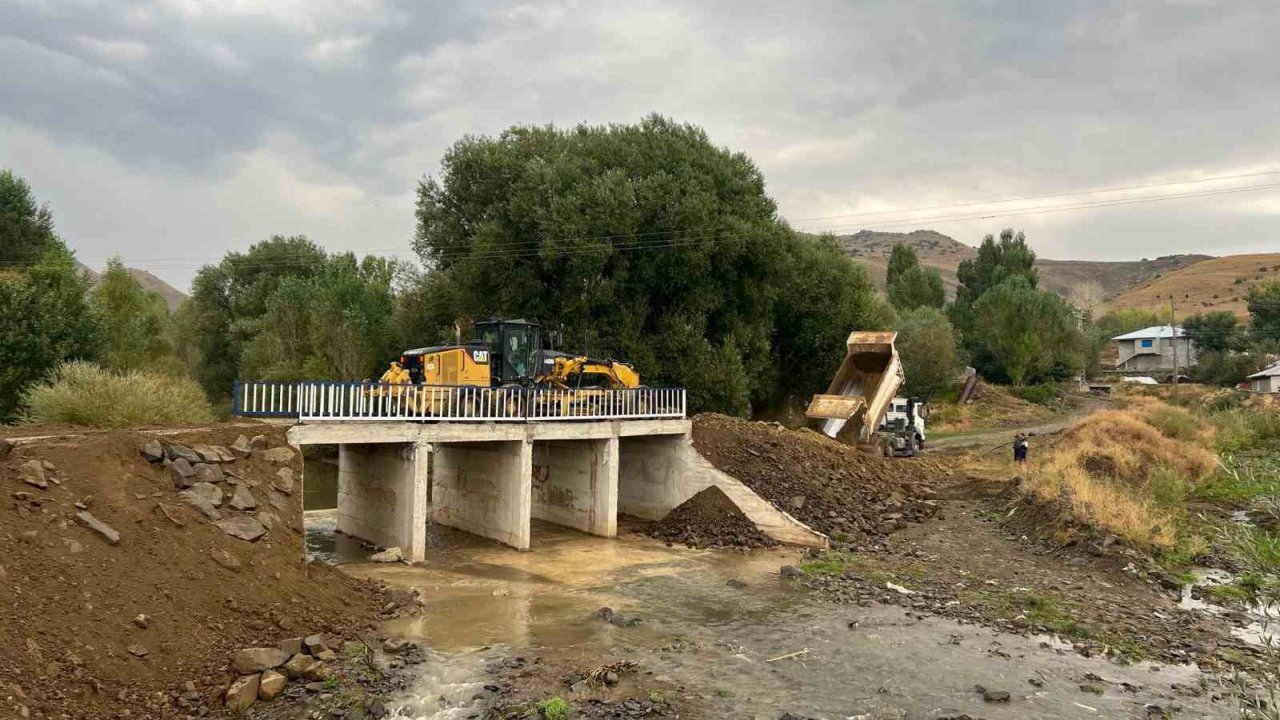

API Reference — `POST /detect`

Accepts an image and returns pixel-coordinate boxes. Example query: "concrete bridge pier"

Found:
[336,441,429,562]
[431,440,533,550]
[531,437,619,539]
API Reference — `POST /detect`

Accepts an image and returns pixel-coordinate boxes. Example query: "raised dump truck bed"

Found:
[804,331,904,444]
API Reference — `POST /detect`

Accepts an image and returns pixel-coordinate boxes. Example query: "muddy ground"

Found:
[798,473,1265,672]
[0,424,386,720]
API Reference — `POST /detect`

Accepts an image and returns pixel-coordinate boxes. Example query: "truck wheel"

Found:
[907,435,919,457]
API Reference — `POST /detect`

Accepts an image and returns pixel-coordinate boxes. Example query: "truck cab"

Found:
[878,396,926,457]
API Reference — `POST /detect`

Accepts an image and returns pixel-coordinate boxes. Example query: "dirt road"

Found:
[926,394,1112,454]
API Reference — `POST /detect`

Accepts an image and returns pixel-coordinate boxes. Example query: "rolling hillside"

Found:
[76,262,188,310]
[1106,253,1280,319]
[835,229,1210,301]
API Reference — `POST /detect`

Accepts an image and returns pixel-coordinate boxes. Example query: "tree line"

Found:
[4,116,1277,424]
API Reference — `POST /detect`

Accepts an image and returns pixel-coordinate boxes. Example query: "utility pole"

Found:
[1165,295,1180,403]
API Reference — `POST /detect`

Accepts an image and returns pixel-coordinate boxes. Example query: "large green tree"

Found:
[412,115,890,414]
[971,276,1083,385]
[1182,310,1239,354]
[0,171,100,421]
[241,254,401,381]
[93,258,175,372]
[951,228,1038,336]
[1,169,59,264]
[1247,280,1280,344]
[885,242,946,311]
[187,235,327,395]
[894,307,959,400]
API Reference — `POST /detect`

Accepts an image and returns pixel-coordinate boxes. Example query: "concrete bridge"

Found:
[237,381,827,560]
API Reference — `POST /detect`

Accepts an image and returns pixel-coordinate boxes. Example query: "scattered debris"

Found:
[74,511,121,545]
[370,546,404,563]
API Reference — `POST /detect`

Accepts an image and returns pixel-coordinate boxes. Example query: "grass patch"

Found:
[1220,524,1280,575]
[648,690,666,705]
[799,552,854,576]
[23,361,214,428]
[1196,456,1280,503]
[535,697,569,720]
[1012,382,1061,407]
[1200,582,1255,607]
[1143,404,1202,442]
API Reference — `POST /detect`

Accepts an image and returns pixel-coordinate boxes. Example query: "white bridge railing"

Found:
[232,381,686,422]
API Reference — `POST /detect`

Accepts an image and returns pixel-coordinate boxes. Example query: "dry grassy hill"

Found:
[1106,253,1280,319]
[834,229,1209,301]
[77,262,188,310]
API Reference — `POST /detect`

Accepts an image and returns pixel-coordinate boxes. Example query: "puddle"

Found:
[313,521,1232,719]
[1179,567,1280,646]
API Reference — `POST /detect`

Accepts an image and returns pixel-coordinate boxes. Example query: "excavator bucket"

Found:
[806,331,904,444]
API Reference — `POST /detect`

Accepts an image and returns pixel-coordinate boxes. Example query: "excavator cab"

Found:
[474,319,543,386]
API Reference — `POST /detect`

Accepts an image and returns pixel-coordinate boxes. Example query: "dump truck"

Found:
[805,330,905,445]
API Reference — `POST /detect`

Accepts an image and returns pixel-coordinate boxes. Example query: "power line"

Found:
[4,173,1279,271]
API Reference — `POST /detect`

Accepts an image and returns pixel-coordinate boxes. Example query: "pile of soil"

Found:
[0,423,384,720]
[691,414,948,543]
[647,486,776,549]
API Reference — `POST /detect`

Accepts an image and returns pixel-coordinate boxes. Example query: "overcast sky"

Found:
[2,0,1277,290]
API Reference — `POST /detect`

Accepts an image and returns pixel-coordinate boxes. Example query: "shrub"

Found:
[23,361,214,428]
[537,697,569,720]
[1013,382,1060,407]
[1142,405,1202,442]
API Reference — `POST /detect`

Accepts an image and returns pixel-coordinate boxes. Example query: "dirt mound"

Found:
[647,486,776,549]
[691,414,948,543]
[0,424,383,720]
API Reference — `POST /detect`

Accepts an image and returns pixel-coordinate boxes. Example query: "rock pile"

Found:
[225,633,341,712]
[646,486,777,549]
[691,414,946,545]
[139,435,285,542]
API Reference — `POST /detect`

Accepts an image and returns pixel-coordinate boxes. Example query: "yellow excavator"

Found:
[371,318,641,416]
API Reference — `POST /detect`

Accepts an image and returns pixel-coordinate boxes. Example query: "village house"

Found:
[1112,325,1198,373]
[1247,360,1280,394]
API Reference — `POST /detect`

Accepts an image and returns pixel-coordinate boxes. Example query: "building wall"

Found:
[1251,376,1280,394]
[1115,337,1197,372]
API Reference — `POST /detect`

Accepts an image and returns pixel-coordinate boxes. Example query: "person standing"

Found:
[1013,432,1028,464]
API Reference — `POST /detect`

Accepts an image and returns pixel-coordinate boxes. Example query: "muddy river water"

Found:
[306,516,1232,719]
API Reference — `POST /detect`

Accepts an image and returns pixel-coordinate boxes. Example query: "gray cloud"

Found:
[1,0,1277,290]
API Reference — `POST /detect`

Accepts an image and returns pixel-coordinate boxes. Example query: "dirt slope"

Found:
[0,424,382,719]
[835,229,1208,301]
[1107,252,1280,319]
[690,414,949,544]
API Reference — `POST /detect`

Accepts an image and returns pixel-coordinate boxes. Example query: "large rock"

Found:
[258,669,287,701]
[233,647,289,674]
[261,446,294,464]
[19,461,48,489]
[249,435,268,451]
[165,444,202,465]
[168,459,197,489]
[0,438,11,458]
[231,435,253,458]
[228,484,256,511]
[75,511,121,545]
[271,467,294,495]
[225,673,260,713]
[193,463,225,485]
[191,444,223,463]
[281,653,316,679]
[216,515,267,542]
[177,490,222,521]
[187,482,223,508]
[278,637,304,656]
[370,547,403,563]
[139,440,164,463]
[303,634,329,655]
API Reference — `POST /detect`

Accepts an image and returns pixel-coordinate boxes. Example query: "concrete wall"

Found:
[531,438,617,537]
[337,442,428,561]
[432,440,532,550]
[617,435,827,548]
[1115,337,1198,372]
